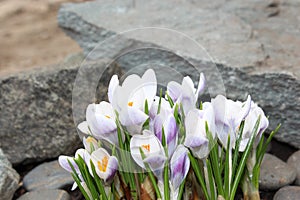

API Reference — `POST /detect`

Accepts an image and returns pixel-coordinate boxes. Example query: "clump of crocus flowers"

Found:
[59,69,280,200]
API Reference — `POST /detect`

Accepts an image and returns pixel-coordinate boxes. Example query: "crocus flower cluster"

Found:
[59,69,279,200]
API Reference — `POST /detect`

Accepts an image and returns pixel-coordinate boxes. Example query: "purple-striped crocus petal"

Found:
[108,75,119,104]
[143,155,167,181]
[211,95,227,124]
[170,145,190,191]
[130,133,165,169]
[165,114,178,155]
[167,81,182,102]
[119,106,148,127]
[104,156,118,182]
[195,73,206,99]
[58,155,79,173]
[184,135,208,148]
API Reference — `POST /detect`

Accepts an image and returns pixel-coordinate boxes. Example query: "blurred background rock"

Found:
[0,0,83,76]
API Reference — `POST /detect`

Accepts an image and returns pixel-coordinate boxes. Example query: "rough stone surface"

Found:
[287,150,300,185]
[260,153,296,190]
[23,160,73,191]
[0,58,122,165]
[273,186,300,200]
[0,148,20,200]
[57,0,300,148]
[17,189,71,200]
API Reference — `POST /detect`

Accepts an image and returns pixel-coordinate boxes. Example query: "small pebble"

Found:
[273,186,300,200]
[23,160,73,191]
[17,189,71,200]
[287,150,300,185]
[259,153,296,190]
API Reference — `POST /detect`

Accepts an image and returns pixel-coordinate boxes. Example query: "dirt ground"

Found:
[0,0,84,77]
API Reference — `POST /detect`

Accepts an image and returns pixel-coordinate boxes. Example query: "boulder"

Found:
[260,153,296,190]
[0,149,20,200]
[287,150,300,185]
[23,160,73,191]
[0,59,122,165]
[57,0,300,148]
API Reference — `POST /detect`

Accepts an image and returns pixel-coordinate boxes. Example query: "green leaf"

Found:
[224,134,231,198]
[177,178,185,200]
[157,88,163,114]
[139,147,162,199]
[164,162,170,200]
[188,152,209,200]
[90,160,108,200]
[166,92,174,107]
[206,159,216,200]
[232,121,245,180]
[229,116,261,200]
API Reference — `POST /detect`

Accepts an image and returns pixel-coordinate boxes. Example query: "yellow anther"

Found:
[97,156,109,172]
[128,102,133,107]
[142,144,150,152]
[86,136,96,143]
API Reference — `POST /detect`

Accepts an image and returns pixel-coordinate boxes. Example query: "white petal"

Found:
[77,121,90,135]
[108,75,119,104]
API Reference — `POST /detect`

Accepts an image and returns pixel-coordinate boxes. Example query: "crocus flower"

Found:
[170,145,190,199]
[58,148,91,190]
[78,101,119,145]
[149,96,173,120]
[167,72,205,115]
[109,69,157,134]
[184,103,215,159]
[83,136,99,153]
[90,148,118,182]
[152,111,178,156]
[239,101,269,152]
[130,130,167,177]
[211,95,251,149]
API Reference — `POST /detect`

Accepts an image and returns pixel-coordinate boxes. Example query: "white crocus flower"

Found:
[90,148,118,182]
[83,136,99,153]
[109,69,157,135]
[78,101,119,145]
[211,95,251,149]
[130,130,166,179]
[184,103,215,159]
[167,72,205,115]
[239,101,269,152]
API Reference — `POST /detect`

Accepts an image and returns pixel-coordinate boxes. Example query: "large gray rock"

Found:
[57,0,300,148]
[287,150,300,185]
[23,160,73,191]
[0,59,122,165]
[0,149,20,200]
[260,154,296,190]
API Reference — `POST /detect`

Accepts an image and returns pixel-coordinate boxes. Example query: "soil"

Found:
[0,0,83,77]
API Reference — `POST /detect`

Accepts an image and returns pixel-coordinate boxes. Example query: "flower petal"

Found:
[108,75,119,104]
[170,145,190,190]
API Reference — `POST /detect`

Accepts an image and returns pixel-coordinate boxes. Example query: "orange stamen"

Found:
[105,115,111,119]
[142,144,150,152]
[128,101,133,107]
[97,156,109,172]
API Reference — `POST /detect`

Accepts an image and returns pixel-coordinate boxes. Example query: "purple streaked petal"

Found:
[170,145,190,190]
[167,81,182,102]
[58,155,78,173]
[119,106,148,126]
[105,156,118,182]
[184,135,208,148]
